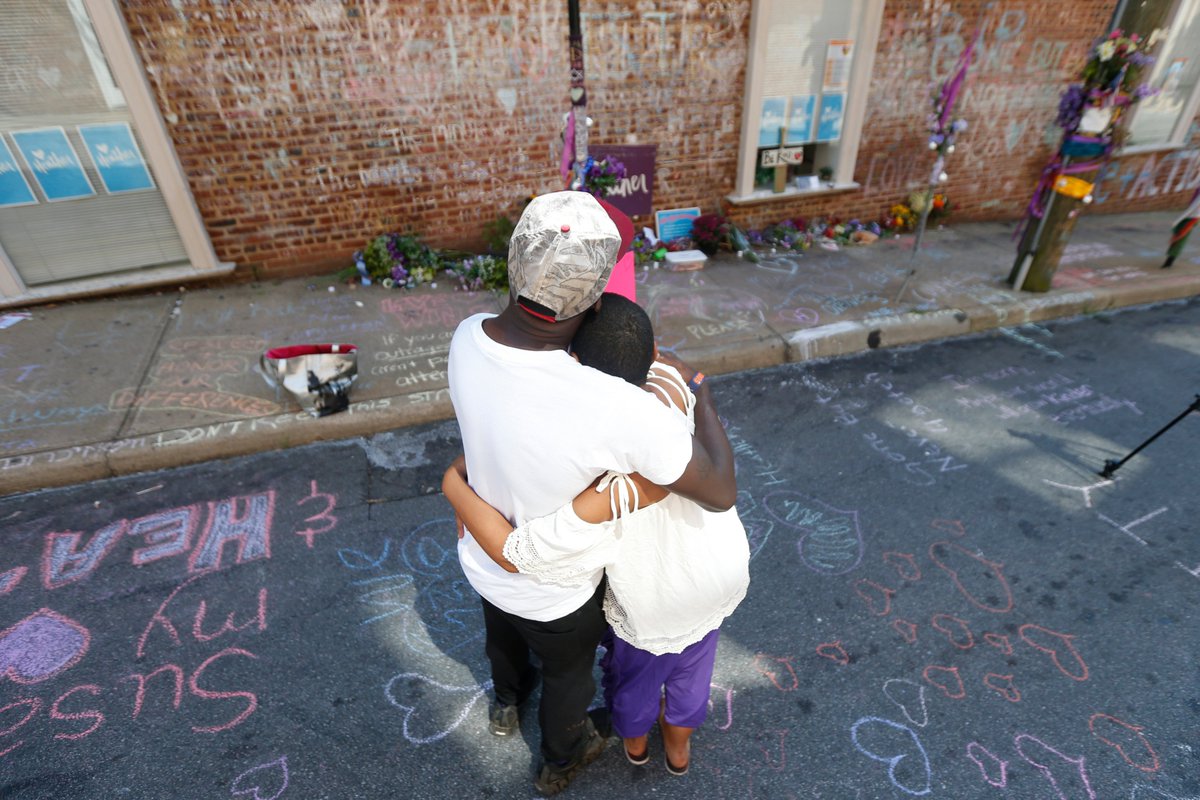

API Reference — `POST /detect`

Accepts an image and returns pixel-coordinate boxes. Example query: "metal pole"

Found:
[567,0,588,189]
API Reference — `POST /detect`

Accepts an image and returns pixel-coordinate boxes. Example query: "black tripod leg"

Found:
[1099,395,1200,477]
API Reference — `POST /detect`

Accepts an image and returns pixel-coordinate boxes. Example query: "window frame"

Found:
[0,0,230,306]
[1119,0,1200,155]
[728,0,885,205]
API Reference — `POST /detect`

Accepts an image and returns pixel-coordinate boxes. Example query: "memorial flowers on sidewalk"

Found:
[444,255,508,293]
[690,213,731,256]
[356,233,444,288]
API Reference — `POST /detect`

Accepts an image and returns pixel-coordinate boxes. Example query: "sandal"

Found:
[665,741,690,776]
[624,743,650,766]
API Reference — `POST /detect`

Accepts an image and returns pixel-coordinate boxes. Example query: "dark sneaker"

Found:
[533,726,607,796]
[489,703,519,737]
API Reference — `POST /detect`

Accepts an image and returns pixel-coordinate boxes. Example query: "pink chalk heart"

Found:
[0,608,91,684]
[231,756,289,800]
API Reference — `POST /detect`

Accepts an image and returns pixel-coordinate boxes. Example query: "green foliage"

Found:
[360,232,443,286]
[483,215,516,256]
[445,255,508,292]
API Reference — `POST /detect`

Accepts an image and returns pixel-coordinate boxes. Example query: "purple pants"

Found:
[600,627,720,737]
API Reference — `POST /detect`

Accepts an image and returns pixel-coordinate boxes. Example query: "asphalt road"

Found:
[3,298,1199,800]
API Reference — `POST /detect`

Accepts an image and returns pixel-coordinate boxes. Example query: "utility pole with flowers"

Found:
[1010,7,1170,292]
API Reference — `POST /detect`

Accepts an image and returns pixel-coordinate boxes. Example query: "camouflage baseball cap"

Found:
[508,191,620,322]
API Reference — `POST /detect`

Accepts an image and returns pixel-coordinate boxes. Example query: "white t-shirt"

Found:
[447,313,693,621]
[500,366,749,654]
[503,483,750,655]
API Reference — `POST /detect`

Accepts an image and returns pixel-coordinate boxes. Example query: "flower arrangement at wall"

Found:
[345,228,508,293]
[444,255,508,292]
[631,231,667,267]
[888,204,919,232]
[356,233,444,288]
[690,213,731,256]
[579,155,627,198]
[631,206,928,264]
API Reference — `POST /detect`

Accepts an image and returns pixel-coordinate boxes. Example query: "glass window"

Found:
[1125,0,1200,149]
[732,0,883,201]
[0,0,187,286]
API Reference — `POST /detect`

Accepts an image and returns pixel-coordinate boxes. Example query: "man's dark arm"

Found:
[656,355,737,512]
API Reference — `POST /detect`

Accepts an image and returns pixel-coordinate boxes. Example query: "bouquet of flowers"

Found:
[690,213,731,255]
[631,232,666,267]
[445,255,507,292]
[357,232,443,288]
[1057,28,1161,144]
[580,156,627,198]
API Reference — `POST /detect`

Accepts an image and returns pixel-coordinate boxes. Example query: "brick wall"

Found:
[120,1,1199,280]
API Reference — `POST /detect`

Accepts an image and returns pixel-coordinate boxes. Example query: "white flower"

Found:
[1148,28,1165,48]
[1098,41,1117,62]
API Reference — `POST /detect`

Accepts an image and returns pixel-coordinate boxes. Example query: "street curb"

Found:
[0,398,457,496]
[4,269,1199,497]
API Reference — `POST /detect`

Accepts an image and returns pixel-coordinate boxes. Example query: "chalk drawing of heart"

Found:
[0,608,91,684]
[883,679,929,728]
[96,143,109,153]
[31,150,45,160]
[569,87,584,103]
[850,716,932,796]
[495,87,517,114]
[231,755,289,800]
[384,673,492,745]
[763,491,864,575]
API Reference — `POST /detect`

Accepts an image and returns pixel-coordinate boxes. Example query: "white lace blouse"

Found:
[501,364,750,655]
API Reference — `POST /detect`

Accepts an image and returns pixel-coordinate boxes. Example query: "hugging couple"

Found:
[443,191,750,795]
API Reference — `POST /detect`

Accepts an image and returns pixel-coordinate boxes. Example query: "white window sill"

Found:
[726,181,862,206]
[1116,142,1187,157]
[0,260,236,309]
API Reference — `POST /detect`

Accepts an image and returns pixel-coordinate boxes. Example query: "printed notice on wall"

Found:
[79,123,156,194]
[823,40,854,92]
[10,127,96,202]
[0,137,37,208]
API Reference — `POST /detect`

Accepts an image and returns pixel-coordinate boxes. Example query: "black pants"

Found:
[480,580,606,763]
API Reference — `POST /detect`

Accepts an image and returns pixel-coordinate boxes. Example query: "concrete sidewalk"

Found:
[2,210,1198,497]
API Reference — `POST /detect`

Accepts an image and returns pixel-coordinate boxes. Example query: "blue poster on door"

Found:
[0,137,37,208]
[10,127,95,201]
[78,123,156,194]
[817,94,845,142]
[786,95,816,145]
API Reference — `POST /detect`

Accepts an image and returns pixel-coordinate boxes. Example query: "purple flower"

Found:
[1057,84,1086,131]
